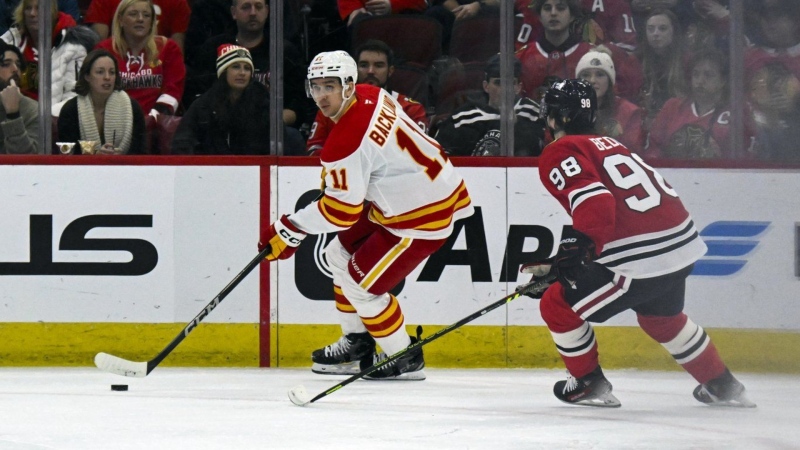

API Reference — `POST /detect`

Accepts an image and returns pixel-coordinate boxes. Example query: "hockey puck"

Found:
[111,384,128,391]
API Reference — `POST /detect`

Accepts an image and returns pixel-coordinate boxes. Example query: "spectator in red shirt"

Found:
[744,0,800,162]
[85,0,191,53]
[647,49,756,159]
[516,0,593,101]
[95,0,185,120]
[515,0,542,50]
[576,46,644,152]
[580,0,638,51]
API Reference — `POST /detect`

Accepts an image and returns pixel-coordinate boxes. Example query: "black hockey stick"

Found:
[288,273,557,406]
[94,245,272,378]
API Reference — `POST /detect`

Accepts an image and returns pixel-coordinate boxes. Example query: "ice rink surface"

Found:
[0,367,796,450]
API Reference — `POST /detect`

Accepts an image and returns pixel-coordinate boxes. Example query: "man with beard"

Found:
[305,39,428,154]
[184,0,307,128]
[0,41,39,154]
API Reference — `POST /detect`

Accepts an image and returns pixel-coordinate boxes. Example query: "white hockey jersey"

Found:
[289,84,474,240]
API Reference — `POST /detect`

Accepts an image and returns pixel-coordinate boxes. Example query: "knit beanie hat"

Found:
[216,44,253,78]
[575,49,616,85]
[485,53,521,80]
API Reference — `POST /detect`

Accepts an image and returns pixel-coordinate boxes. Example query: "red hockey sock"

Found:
[637,313,726,384]
[540,287,599,378]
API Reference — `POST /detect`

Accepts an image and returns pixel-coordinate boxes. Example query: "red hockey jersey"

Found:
[646,97,756,159]
[581,0,638,50]
[517,40,593,99]
[539,134,706,278]
[96,37,186,114]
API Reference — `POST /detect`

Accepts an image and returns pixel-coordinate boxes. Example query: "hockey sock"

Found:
[541,289,599,378]
[334,284,368,334]
[637,313,726,384]
[359,294,410,355]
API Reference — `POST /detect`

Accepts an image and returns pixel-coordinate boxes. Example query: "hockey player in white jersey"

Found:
[262,51,474,379]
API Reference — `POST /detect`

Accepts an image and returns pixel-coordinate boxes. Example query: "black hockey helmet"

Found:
[541,78,597,134]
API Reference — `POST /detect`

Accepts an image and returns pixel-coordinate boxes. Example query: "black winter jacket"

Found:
[171,79,271,155]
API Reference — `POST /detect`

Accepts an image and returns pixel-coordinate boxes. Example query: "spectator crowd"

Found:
[0,0,798,163]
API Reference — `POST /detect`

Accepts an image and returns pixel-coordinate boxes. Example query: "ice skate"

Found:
[693,369,756,408]
[553,366,621,408]
[362,335,426,381]
[311,332,376,375]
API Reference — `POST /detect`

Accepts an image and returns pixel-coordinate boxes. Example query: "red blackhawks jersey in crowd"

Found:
[582,0,637,51]
[515,0,541,51]
[306,89,428,154]
[96,37,186,114]
[516,37,593,98]
[290,84,473,240]
[85,0,191,37]
[646,97,757,159]
[515,0,637,51]
[539,134,706,278]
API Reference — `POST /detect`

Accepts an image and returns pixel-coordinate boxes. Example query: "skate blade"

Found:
[311,362,361,375]
[562,392,622,408]
[365,369,426,381]
[707,393,757,409]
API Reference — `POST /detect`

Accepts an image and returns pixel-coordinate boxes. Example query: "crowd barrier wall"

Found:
[0,156,797,373]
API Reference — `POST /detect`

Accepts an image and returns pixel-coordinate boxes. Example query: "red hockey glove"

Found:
[554,227,596,289]
[517,258,554,299]
[262,215,306,261]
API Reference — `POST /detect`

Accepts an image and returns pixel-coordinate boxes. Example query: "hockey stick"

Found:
[288,273,557,406]
[94,245,272,378]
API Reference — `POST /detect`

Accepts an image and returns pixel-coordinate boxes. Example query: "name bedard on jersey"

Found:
[540,135,707,279]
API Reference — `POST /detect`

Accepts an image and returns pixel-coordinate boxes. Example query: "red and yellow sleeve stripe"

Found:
[317,194,363,228]
[369,181,471,232]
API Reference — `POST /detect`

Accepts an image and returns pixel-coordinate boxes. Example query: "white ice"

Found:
[0,367,796,450]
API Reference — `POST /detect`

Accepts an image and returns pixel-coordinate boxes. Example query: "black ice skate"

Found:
[311,332,376,375]
[363,331,426,381]
[553,366,621,408]
[693,368,756,408]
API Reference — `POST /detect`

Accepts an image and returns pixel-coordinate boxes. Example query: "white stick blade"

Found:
[94,352,148,378]
[288,385,312,406]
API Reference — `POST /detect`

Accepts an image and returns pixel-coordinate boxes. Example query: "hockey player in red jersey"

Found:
[523,79,755,408]
[262,51,474,380]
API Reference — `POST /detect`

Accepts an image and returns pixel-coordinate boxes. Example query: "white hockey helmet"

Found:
[306,51,357,99]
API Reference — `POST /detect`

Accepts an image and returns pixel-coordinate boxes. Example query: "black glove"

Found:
[554,227,596,289]
[516,258,554,299]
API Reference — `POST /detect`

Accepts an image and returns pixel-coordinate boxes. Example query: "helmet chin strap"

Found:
[331,83,355,120]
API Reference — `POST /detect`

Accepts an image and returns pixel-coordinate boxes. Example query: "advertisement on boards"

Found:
[275,166,800,330]
[0,165,261,324]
